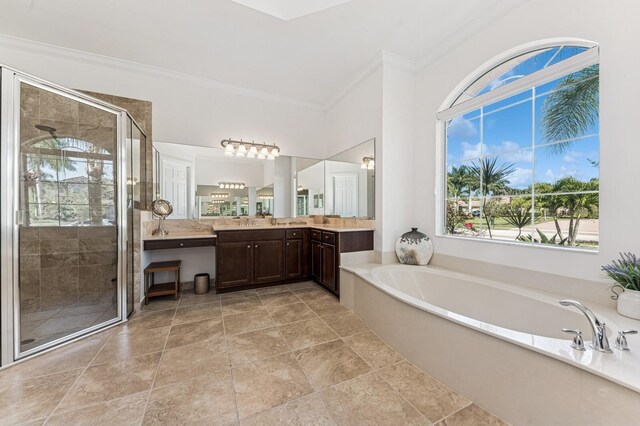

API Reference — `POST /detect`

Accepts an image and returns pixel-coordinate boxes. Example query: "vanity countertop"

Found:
[142,224,373,241]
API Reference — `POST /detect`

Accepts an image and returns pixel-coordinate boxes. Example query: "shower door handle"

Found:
[15,210,25,225]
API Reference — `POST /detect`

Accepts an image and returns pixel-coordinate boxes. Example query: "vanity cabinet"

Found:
[285,230,305,279]
[216,227,372,294]
[216,229,285,289]
[216,229,308,291]
[310,230,373,296]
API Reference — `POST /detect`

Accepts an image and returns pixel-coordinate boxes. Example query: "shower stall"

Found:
[0,65,145,366]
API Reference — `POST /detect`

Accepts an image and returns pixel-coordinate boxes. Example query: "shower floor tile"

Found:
[5,282,510,425]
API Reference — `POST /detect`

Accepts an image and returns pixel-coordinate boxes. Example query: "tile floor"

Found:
[0,281,509,425]
[20,303,117,352]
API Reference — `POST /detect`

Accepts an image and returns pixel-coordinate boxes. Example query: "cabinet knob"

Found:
[247,245,251,248]
[179,243,184,247]
[286,242,290,246]
[255,244,258,248]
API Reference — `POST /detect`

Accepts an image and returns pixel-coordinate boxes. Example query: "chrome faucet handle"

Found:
[614,330,638,351]
[562,328,586,351]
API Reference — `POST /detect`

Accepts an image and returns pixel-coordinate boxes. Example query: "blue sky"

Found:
[446,46,599,193]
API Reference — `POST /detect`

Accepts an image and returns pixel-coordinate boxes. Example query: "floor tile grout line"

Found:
[42,326,115,424]
[431,401,475,425]
[223,295,242,425]
[138,299,179,426]
[376,368,434,423]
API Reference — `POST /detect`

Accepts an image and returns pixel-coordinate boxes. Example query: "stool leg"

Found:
[144,272,149,305]
[174,269,179,300]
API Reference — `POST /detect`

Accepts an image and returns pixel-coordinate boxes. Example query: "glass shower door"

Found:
[16,79,121,355]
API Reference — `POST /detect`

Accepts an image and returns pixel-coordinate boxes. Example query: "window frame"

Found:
[435,39,600,252]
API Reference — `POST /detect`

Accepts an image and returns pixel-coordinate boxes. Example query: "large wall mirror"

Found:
[152,137,374,219]
[324,138,375,219]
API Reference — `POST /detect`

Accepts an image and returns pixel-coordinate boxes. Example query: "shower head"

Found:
[35,124,57,134]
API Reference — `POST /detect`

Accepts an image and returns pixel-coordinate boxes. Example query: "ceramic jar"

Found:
[395,227,433,265]
[617,289,640,320]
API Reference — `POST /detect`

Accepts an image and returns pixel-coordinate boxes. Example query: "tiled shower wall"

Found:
[19,226,117,314]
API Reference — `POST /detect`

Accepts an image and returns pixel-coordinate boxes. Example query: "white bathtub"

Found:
[342,263,640,425]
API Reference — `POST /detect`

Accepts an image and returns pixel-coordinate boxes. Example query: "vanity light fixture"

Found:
[209,200,225,205]
[210,192,229,198]
[219,182,245,190]
[361,156,375,170]
[221,139,280,160]
[297,185,304,192]
[258,193,274,199]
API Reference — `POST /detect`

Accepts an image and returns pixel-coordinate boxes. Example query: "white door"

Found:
[333,173,358,217]
[162,160,189,219]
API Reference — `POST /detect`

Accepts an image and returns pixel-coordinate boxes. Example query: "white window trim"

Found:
[437,46,599,121]
[434,40,600,246]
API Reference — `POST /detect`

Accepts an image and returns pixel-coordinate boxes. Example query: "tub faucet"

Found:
[559,299,612,353]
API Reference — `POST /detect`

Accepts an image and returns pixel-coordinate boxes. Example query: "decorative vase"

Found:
[395,227,433,265]
[617,289,640,320]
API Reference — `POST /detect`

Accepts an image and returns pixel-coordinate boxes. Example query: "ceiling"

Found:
[0,0,527,107]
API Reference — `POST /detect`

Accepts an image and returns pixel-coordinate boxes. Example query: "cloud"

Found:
[461,142,486,160]
[563,154,576,163]
[507,167,533,189]
[459,140,531,163]
[545,169,554,181]
[447,117,478,139]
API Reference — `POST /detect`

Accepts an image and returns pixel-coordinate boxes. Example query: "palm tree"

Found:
[447,165,474,212]
[552,177,599,246]
[504,207,532,240]
[470,157,515,238]
[541,64,599,153]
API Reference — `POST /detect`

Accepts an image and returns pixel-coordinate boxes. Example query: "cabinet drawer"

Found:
[311,229,322,241]
[144,237,216,251]
[286,229,303,239]
[322,231,336,245]
[217,229,284,243]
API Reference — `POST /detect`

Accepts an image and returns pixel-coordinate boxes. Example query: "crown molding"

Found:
[324,50,417,110]
[381,51,417,74]
[323,52,384,111]
[0,33,325,111]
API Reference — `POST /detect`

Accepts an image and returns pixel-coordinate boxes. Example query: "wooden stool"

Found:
[144,260,181,304]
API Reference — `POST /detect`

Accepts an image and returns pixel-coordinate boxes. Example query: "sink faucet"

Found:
[559,299,612,353]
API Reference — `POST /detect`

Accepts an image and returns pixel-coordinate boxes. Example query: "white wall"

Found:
[413,0,640,283]
[380,63,416,254]
[324,67,383,159]
[0,35,326,159]
[298,161,325,215]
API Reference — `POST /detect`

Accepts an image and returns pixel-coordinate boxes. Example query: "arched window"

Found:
[438,41,599,250]
[22,136,115,226]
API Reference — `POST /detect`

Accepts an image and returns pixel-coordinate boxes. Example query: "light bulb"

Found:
[240,184,245,189]
[237,144,247,155]
[247,152,255,159]
[257,153,265,160]
[271,147,279,158]
[267,153,275,160]
[361,162,367,169]
[369,159,375,169]
[260,146,269,156]
[225,143,235,153]
[249,146,258,156]
[224,150,234,158]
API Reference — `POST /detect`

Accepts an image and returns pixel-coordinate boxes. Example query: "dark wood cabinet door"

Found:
[253,240,285,283]
[322,243,336,291]
[217,242,252,288]
[311,240,322,282]
[285,239,303,279]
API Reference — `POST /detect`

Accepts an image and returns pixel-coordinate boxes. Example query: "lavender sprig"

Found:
[602,252,640,292]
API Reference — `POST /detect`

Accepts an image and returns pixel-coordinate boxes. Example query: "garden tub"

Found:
[342,263,640,424]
